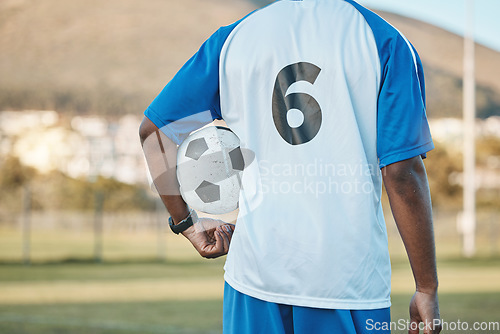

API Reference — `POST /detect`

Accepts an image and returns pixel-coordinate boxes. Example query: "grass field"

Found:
[0,259,499,334]
[1,220,500,334]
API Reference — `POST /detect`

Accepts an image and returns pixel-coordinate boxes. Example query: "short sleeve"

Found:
[145,23,239,145]
[377,35,434,168]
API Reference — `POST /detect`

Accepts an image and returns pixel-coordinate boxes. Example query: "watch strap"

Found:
[169,210,196,234]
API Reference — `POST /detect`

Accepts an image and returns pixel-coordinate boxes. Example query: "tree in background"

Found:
[0,156,155,216]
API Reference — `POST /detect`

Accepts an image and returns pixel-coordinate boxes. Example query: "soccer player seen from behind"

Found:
[139,0,441,333]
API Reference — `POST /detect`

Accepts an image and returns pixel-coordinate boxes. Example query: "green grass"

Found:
[0,261,225,334]
[0,260,499,334]
[1,222,500,333]
[0,227,203,263]
[1,293,499,334]
[1,294,499,334]
[0,300,223,334]
[0,261,225,282]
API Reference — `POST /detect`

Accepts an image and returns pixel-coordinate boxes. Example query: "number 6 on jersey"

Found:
[272,62,322,146]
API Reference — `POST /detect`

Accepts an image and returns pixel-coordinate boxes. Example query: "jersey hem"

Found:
[224,275,392,310]
[379,141,434,168]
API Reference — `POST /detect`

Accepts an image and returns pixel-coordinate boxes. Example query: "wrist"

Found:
[181,210,198,237]
[416,282,439,295]
[169,209,198,235]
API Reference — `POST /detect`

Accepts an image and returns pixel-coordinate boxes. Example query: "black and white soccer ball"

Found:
[177,126,245,215]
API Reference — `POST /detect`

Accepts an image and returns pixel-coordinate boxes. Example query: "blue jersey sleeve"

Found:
[145,22,240,145]
[376,34,434,168]
[344,0,434,168]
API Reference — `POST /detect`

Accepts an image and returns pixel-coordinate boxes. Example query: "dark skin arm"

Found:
[382,156,441,334]
[139,116,234,258]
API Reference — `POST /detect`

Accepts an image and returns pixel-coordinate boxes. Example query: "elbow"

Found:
[382,156,428,190]
[139,117,158,145]
[383,156,433,214]
[383,156,425,180]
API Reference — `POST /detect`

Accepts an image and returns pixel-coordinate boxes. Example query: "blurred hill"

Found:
[0,0,256,115]
[0,0,499,118]
[375,10,500,119]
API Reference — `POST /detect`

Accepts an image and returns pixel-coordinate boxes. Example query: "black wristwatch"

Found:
[168,210,196,234]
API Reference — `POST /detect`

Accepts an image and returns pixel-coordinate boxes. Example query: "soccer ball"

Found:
[177,126,244,214]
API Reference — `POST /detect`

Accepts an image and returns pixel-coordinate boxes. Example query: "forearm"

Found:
[139,116,189,223]
[383,156,438,293]
[139,116,234,257]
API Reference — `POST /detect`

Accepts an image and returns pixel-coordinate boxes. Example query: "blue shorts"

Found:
[223,282,390,334]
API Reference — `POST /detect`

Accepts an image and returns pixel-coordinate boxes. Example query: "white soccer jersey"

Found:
[146,0,433,309]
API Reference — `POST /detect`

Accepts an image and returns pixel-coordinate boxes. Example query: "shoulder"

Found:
[342,1,413,57]
[343,0,399,37]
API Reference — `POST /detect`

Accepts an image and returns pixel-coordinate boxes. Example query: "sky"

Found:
[356,0,500,52]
